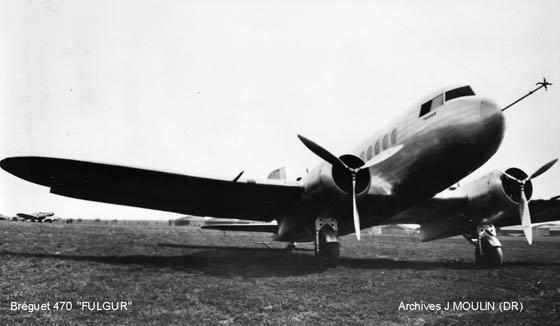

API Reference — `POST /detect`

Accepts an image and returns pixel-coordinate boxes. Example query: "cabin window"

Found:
[366,146,373,160]
[391,129,398,144]
[382,134,389,150]
[374,140,380,154]
[445,86,475,101]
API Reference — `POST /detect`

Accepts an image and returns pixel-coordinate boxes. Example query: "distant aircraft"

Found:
[2,80,558,268]
[16,212,56,223]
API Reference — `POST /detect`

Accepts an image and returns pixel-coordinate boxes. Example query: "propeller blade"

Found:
[359,145,404,171]
[529,158,558,180]
[519,189,533,245]
[497,169,524,183]
[297,135,349,170]
[352,175,361,241]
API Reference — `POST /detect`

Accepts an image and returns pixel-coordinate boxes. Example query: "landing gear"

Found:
[285,242,297,252]
[314,218,340,267]
[466,224,503,268]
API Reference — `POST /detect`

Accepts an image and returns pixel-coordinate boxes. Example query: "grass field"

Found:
[1,221,559,325]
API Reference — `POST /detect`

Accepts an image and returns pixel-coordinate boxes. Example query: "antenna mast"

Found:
[502,77,552,112]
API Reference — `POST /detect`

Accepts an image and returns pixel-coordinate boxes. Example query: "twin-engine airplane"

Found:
[2,80,558,268]
[15,211,56,222]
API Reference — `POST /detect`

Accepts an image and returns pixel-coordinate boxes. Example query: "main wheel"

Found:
[475,245,485,266]
[321,242,340,267]
[317,227,340,267]
[475,238,503,268]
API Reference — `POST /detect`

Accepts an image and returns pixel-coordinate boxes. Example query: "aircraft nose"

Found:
[480,99,505,135]
[477,99,505,152]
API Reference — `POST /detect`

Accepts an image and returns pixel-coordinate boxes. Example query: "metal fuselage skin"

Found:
[276,87,505,242]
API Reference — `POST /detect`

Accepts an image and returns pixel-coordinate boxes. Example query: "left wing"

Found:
[1,156,303,221]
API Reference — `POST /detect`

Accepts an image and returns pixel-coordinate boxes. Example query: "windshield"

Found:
[445,86,475,101]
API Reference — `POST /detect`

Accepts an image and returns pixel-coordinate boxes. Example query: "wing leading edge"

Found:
[0,156,303,222]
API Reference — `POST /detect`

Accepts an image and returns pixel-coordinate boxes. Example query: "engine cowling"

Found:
[462,167,532,222]
[303,154,371,200]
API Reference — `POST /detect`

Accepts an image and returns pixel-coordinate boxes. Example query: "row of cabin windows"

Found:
[360,129,398,161]
[419,86,475,117]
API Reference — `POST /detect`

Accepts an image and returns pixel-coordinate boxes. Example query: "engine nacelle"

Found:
[303,154,371,201]
[461,167,532,222]
[421,167,531,241]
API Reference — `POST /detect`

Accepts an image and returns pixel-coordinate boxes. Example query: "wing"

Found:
[389,195,560,241]
[201,223,279,233]
[16,213,36,220]
[385,195,471,241]
[500,199,560,227]
[1,156,303,221]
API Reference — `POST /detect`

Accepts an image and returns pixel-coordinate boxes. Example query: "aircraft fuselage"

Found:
[276,86,505,241]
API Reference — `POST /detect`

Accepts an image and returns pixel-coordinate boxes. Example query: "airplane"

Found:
[1,79,558,268]
[15,212,56,222]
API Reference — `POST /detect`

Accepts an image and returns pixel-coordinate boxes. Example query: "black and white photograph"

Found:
[1,0,559,325]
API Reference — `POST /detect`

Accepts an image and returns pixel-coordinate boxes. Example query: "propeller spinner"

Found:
[297,135,403,240]
[499,158,558,244]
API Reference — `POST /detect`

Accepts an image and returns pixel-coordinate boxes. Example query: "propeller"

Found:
[499,158,558,245]
[298,135,403,240]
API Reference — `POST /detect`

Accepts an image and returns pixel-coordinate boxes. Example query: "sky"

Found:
[1,0,559,220]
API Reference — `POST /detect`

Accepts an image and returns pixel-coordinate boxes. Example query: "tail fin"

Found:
[267,167,287,180]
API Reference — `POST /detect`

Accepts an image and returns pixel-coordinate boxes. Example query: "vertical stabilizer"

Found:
[267,167,287,180]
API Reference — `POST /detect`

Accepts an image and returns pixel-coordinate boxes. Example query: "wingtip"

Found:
[0,156,51,186]
[0,157,12,171]
[0,157,27,173]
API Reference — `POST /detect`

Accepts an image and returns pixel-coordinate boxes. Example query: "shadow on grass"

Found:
[3,246,557,277]
[0,248,323,278]
[340,257,560,270]
[157,243,315,252]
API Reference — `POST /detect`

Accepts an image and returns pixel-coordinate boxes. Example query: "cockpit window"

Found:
[431,94,443,109]
[445,86,475,101]
[420,101,431,117]
[419,94,444,117]
[419,86,475,118]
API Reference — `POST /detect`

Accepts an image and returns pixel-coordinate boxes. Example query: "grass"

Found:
[0,221,559,325]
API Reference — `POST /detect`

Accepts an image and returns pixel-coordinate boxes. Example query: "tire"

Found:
[476,238,503,268]
[485,246,503,268]
[475,246,485,266]
[321,242,340,267]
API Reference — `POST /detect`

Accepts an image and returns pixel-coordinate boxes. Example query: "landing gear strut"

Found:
[465,224,503,268]
[314,218,340,267]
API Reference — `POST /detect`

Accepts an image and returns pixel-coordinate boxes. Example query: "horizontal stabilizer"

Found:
[201,223,278,233]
